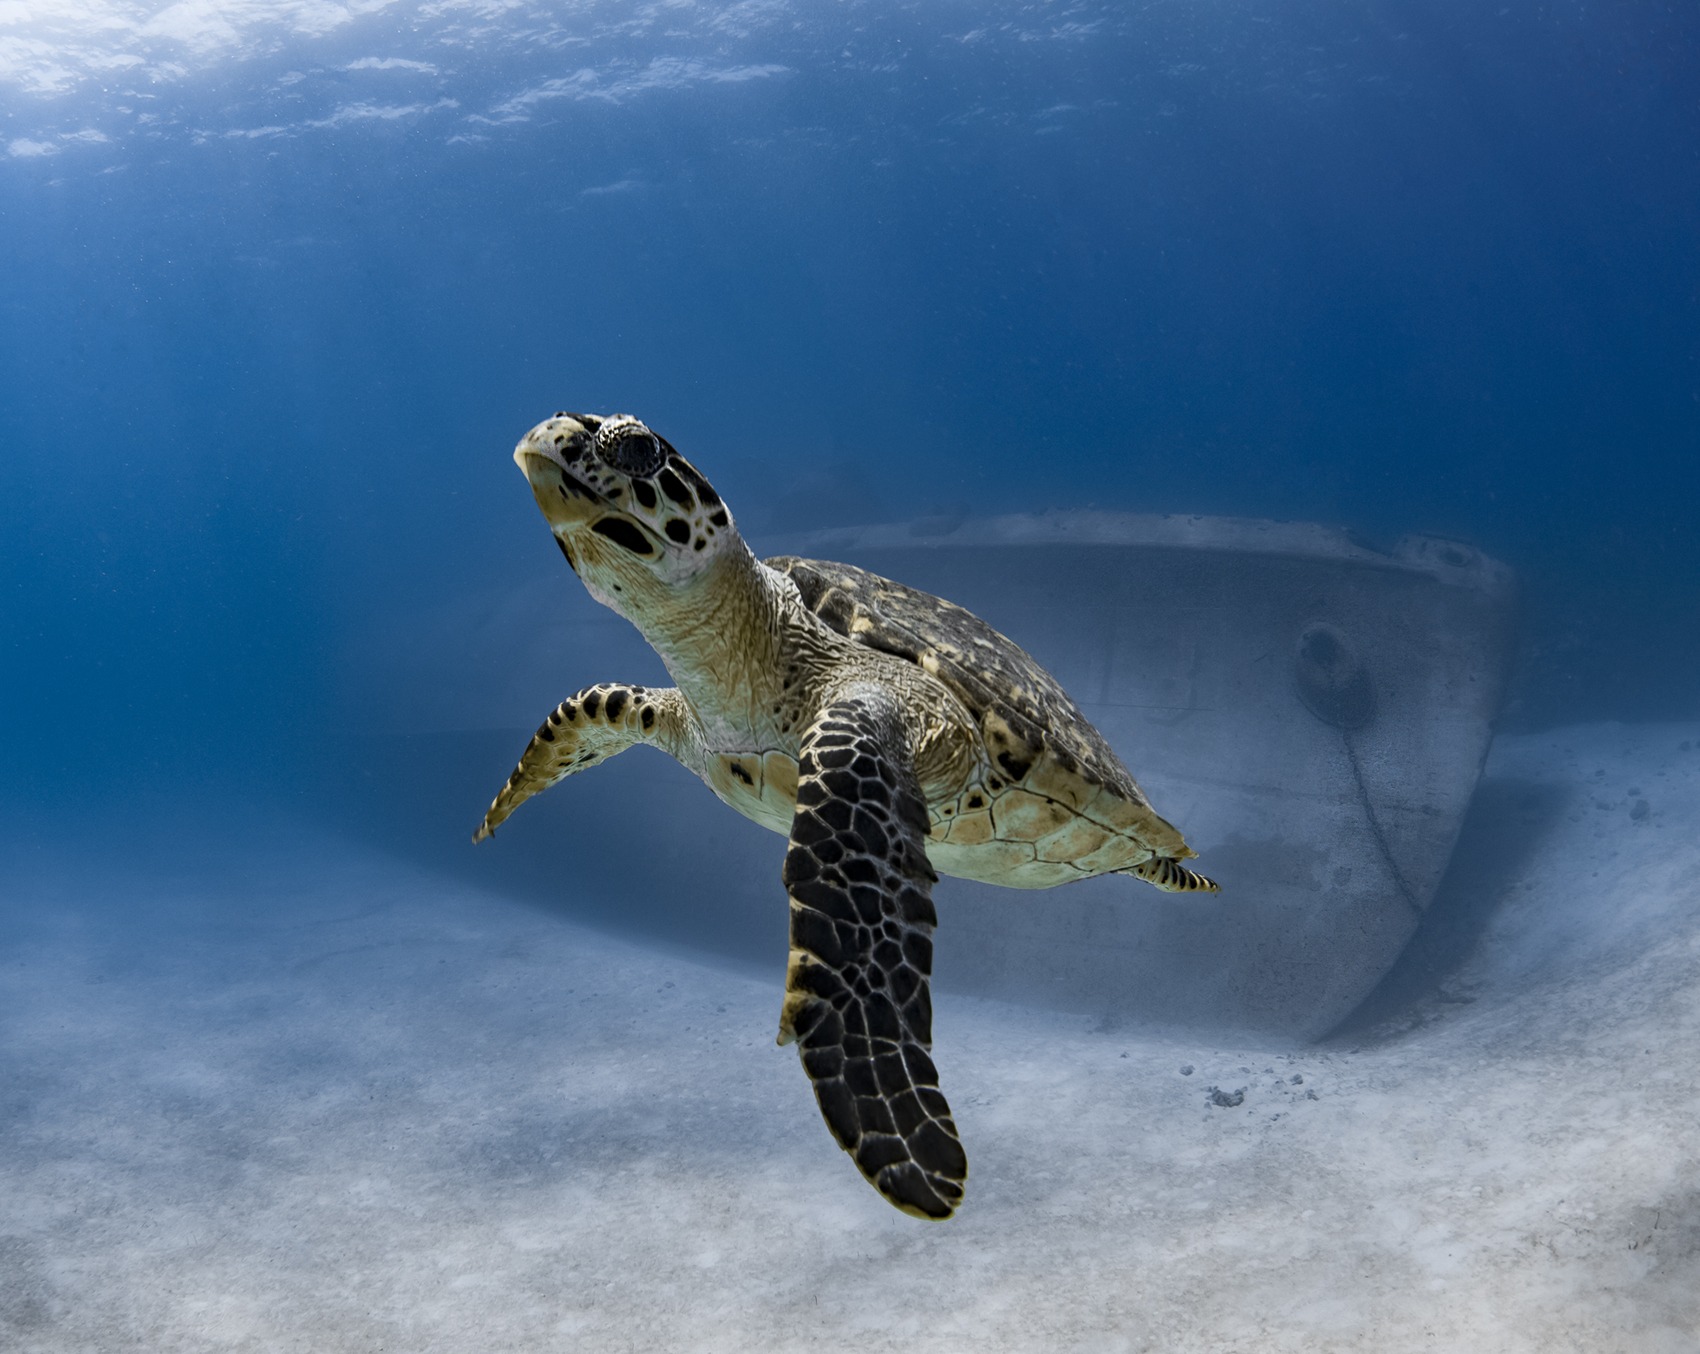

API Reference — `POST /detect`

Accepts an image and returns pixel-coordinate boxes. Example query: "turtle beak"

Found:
[513,420,600,530]
[514,430,569,478]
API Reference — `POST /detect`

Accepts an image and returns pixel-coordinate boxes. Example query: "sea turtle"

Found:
[475,412,1219,1220]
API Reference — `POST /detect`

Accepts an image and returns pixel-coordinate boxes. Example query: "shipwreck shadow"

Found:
[312,729,788,975]
[1325,774,1570,1044]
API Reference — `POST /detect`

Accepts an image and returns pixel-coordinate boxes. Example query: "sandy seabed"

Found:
[3,723,1698,1353]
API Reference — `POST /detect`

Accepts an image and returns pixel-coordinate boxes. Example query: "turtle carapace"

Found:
[475,412,1218,1220]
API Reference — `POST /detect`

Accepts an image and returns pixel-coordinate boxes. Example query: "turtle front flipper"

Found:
[473,684,687,842]
[778,686,968,1220]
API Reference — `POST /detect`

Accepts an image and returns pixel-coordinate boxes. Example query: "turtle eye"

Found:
[593,419,665,478]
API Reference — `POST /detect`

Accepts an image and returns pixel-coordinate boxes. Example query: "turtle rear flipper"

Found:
[1122,855,1221,894]
[778,687,968,1220]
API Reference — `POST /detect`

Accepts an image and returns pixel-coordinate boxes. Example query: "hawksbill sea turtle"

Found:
[475,412,1219,1220]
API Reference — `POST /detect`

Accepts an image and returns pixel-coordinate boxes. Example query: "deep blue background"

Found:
[3,0,1698,813]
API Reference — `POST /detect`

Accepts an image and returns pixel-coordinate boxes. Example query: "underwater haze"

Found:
[4,2,1700,1350]
[4,0,1699,794]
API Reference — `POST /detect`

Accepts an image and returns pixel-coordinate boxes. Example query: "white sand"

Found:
[3,722,1697,1353]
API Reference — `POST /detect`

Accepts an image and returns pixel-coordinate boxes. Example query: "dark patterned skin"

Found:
[778,689,968,1219]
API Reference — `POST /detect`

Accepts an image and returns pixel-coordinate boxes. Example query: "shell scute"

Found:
[1035,814,1115,865]
[769,556,1137,808]
[1073,835,1150,877]
[953,838,1039,877]
[939,808,997,848]
[1021,754,1101,815]
[989,787,1074,843]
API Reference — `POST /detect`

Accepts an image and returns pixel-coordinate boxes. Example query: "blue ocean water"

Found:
[4,0,1697,814]
[3,4,1700,1343]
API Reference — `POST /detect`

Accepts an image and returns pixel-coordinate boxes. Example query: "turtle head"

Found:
[512,412,738,600]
